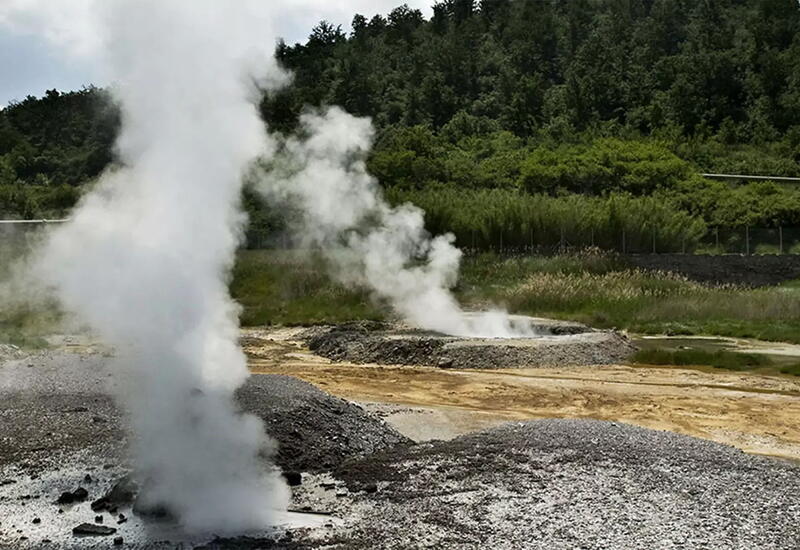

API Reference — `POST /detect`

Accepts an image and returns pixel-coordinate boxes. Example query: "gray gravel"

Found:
[305,321,635,369]
[0,351,408,474]
[328,419,800,549]
[3,350,799,549]
[236,374,411,473]
[0,352,125,473]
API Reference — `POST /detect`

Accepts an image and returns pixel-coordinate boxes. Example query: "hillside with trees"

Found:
[2,0,800,251]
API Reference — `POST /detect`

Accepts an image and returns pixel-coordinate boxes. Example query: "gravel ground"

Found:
[0,352,408,474]
[328,419,800,549]
[305,321,635,369]
[236,374,411,473]
[3,349,799,549]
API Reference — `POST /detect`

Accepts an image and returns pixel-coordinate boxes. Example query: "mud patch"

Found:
[304,318,635,369]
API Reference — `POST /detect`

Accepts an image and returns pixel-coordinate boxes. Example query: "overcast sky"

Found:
[0,1,432,107]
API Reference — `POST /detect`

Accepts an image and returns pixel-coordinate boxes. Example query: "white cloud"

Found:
[0,0,100,57]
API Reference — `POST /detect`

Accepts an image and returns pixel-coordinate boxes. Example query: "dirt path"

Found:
[243,328,800,461]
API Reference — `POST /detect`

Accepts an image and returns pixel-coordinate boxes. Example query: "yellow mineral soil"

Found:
[243,328,800,462]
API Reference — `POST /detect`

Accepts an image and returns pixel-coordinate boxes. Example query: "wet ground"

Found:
[2,328,800,548]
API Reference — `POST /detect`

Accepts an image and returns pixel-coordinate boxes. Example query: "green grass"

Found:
[230,250,800,343]
[779,364,800,376]
[458,252,800,344]
[230,250,386,326]
[0,241,59,350]
[7,248,800,351]
[0,306,58,349]
[633,347,800,376]
[633,348,771,371]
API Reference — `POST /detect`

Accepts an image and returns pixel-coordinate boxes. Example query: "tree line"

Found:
[1,0,799,251]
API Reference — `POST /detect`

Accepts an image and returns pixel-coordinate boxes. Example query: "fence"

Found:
[6,219,800,256]
[438,225,800,255]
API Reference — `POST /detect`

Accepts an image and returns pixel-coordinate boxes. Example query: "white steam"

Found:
[31,0,289,533]
[256,108,533,338]
[7,0,531,532]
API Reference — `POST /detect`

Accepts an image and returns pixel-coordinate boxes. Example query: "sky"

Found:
[0,1,432,107]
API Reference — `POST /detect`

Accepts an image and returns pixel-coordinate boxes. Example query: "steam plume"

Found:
[32,0,289,532]
[256,108,532,338]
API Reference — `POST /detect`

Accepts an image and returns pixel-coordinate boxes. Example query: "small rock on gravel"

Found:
[282,471,302,486]
[72,523,117,536]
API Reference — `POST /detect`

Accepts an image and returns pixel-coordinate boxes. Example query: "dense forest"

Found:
[2,0,800,251]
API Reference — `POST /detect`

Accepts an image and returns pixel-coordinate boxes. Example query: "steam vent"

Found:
[305,314,636,369]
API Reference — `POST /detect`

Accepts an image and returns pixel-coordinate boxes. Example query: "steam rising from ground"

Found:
[5,0,529,534]
[30,0,289,533]
[256,108,533,338]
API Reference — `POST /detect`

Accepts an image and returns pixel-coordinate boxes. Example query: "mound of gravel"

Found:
[306,322,635,369]
[0,354,410,475]
[236,374,412,472]
[330,419,800,549]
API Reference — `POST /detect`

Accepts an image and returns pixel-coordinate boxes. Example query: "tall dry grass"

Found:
[459,253,800,342]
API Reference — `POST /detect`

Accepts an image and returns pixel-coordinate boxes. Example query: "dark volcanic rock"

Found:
[92,473,138,512]
[236,374,412,473]
[57,486,89,504]
[132,497,171,520]
[72,523,117,536]
[56,491,75,505]
[282,470,302,486]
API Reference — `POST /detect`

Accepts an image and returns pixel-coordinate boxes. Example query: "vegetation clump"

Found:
[2,2,799,246]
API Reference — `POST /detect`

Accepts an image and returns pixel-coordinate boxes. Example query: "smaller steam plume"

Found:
[255,108,533,338]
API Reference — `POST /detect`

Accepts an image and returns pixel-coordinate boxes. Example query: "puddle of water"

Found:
[632,335,800,366]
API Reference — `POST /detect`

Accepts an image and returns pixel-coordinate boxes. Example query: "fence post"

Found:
[621,228,626,254]
[746,225,750,255]
[715,227,720,254]
[652,225,656,254]
[530,227,534,252]
[560,226,565,253]
[780,226,784,254]
[591,227,595,247]
[682,235,686,255]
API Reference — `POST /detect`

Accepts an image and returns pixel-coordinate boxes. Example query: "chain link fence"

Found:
[452,226,800,256]
[6,219,800,256]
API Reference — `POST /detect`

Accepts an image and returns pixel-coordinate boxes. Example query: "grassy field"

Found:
[632,348,800,376]
[459,252,800,343]
[230,250,385,326]
[5,249,800,352]
[232,250,800,346]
